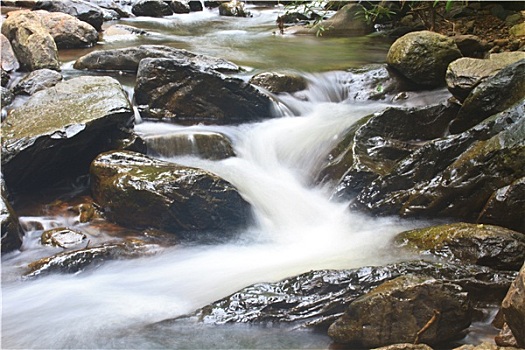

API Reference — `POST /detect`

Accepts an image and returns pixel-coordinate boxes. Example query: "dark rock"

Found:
[1,33,20,72]
[478,177,525,234]
[35,10,99,48]
[453,34,487,58]
[1,69,9,87]
[188,1,203,12]
[144,131,235,160]
[1,176,23,254]
[1,87,15,107]
[24,239,160,278]
[90,150,251,234]
[135,58,274,125]
[170,1,190,14]
[450,59,525,134]
[328,275,472,347]
[1,76,134,192]
[1,10,60,71]
[325,103,458,198]
[354,101,525,223]
[387,30,462,88]
[395,223,525,271]
[74,44,240,73]
[249,72,307,94]
[90,0,132,18]
[40,227,87,248]
[219,0,249,17]
[501,263,525,347]
[132,0,173,17]
[187,261,515,330]
[12,68,63,95]
[34,0,105,31]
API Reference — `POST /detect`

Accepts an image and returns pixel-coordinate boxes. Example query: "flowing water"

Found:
[2,4,453,349]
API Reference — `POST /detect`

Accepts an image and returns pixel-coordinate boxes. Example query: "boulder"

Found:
[450,59,525,134]
[170,1,190,14]
[1,10,60,71]
[454,341,520,350]
[478,177,525,233]
[501,263,525,347]
[1,176,23,254]
[509,22,525,37]
[495,323,520,348]
[188,1,203,12]
[375,345,433,350]
[328,275,472,347]
[12,68,63,95]
[1,33,20,72]
[1,76,135,191]
[90,150,251,234]
[395,223,525,271]
[453,34,487,58]
[35,10,99,48]
[387,30,462,88]
[73,45,240,73]
[131,0,173,17]
[1,87,15,108]
[89,0,132,18]
[144,131,235,160]
[135,58,274,125]
[1,69,9,87]
[40,227,87,248]
[102,24,149,39]
[34,0,105,31]
[249,72,307,94]
[189,261,515,329]
[219,0,249,17]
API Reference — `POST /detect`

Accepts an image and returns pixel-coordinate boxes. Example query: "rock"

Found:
[24,239,160,278]
[135,58,274,125]
[34,0,105,31]
[1,176,23,254]
[12,68,62,95]
[325,103,458,198]
[454,341,520,350]
[501,263,525,347]
[1,87,15,107]
[144,131,235,160]
[354,101,525,223]
[478,177,525,234]
[188,261,515,329]
[219,0,249,17]
[450,59,525,134]
[509,22,525,37]
[1,33,20,72]
[495,323,519,348]
[188,1,203,12]
[387,30,462,88]
[34,10,98,48]
[395,223,525,271]
[90,150,250,234]
[1,10,60,71]
[170,1,190,14]
[103,24,149,38]
[1,69,9,87]
[374,344,434,350]
[453,35,487,58]
[41,227,87,248]
[328,275,472,347]
[90,0,132,18]
[73,44,240,73]
[1,76,135,191]
[131,0,173,17]
[249,72,307,94]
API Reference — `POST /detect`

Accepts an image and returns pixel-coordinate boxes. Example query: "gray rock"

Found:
[35,10,99,48]
[1,87,15,107]
[135,58,274,125]
[1,76,134,191]
[41,227,87,248]
[501,263,525,347]
[1,33,20,72]
[250,72,307,94]
[34,0,104,31]
[12,68,63,95]
[132,0,173,17]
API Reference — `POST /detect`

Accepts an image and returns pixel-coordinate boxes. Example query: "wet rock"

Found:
[1,33,20,72]
[249,72,307,94]
[135,58,274,125]
[1,176,23,254]
[103,24,149,39]
[387,30,462,88]
[34,0,104,31]
[12,68,62,95]
[132,0,173,17]
[501,263,525,347]
[24,239,161,278]
[1,10,60,71]
[395,223,525,271]
[74,44,240,73]
[219,0,249,17]
[170,1,190,14]
[453,35,487,58]
[41,227,87,248]
[90,0,132,18]
[374,344,434,350]
[90,150,250,234]
[35,10,98,48]
[144,131,235,160]
[454,341,520,350]
[188,1,203,12]
[328,275,472,347]
[1,69,10,87]
[1,76,134,191]
[495,323,519,348]
[450,59,525,134]
[354,101,525,223]
[1,87,15,107]
[323,103,458,197]
[189,261,515,329]
[478,177,525,234]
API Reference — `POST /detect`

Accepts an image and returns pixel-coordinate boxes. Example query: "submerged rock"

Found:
[34,0,105,31]
[387,30,462,88]
[249,72,307,94]
[328,275,472,347]
[73,45,240,73]
[35,10,99,48]
[395,223,525,271]
[90,150,251,234]
[41,227,87,248]
[1,76,135,191]
[135,58,274,125]
[12,68,63,95]
[501,263,525,348]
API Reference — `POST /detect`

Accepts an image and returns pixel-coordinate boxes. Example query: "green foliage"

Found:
[356,2,396,26]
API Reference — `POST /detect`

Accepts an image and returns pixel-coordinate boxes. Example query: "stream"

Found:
[1,3,473,349]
